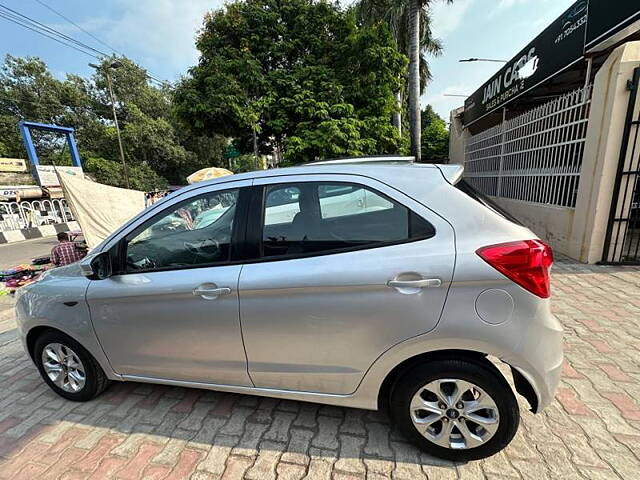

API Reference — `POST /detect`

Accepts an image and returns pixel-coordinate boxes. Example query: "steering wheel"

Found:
[184,238,220,256]
[126,255,156,270]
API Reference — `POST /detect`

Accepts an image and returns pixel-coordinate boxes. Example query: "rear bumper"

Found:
[503,307,564,413]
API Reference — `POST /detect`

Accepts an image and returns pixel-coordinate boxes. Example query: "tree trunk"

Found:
[408,0,421,162]
[252,126,259,169]
[392,90,402,136]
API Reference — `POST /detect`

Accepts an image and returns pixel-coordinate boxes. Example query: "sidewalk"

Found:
[0,259,638,479]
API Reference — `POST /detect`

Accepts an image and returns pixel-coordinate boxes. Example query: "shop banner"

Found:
[586,0,640,51]
[464,0,588,126]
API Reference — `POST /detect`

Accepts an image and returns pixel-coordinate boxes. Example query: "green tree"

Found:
[0,55,91,161]
[84,156,167,191]
[0,54,227,187]
[421,105,449,160]
[355,0,452,162]
[175,0,406,164]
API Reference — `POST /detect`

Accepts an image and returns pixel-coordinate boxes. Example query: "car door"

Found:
[86,182,253,386]
[238,175,455,395]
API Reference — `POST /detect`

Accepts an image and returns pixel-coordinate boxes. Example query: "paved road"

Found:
[1,237,58,321]
[0,259,639,479]
[0,237,58,269]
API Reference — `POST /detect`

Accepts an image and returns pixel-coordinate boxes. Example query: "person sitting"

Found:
[51,232,86,267]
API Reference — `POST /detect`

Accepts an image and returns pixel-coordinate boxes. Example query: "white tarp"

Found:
[57,169,145,248]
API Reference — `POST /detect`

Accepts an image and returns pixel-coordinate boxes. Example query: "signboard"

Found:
[35,165,84,187]
[464,0,588,126]
[0,186,43,200]
[0,158,27,173]
[586,0,640,52]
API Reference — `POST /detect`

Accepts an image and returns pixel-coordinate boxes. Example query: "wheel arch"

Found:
[26,325,62,360]
[376,349,538,413]
[376,349,487,411]
[25,324,120,382]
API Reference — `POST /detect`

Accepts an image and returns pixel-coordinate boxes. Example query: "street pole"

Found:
[459,58,508,63]
[105,69,130,189]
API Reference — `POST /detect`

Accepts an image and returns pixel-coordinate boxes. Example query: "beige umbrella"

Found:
[186,167,233,184]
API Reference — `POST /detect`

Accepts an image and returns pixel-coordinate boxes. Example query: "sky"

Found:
[0,0,577,120]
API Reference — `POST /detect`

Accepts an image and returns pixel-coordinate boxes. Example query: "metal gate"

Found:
[602,67,640,264]
[464,85,592,208]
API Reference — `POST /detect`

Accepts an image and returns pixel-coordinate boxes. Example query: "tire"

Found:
[34,330,110,401]
[389,358,519,461]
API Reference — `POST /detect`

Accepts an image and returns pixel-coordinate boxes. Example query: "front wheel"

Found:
[34,330,110,401]
[390,358,519,461]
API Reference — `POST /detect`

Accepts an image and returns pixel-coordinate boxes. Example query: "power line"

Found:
[0,11,99,58]
[0,2,171,87]
[0,4,108,57]
[33,0,123,56]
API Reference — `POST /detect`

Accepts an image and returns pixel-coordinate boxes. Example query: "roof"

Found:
[178,162,464,196]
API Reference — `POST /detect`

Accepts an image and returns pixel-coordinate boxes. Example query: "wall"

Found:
[448,41,640,263]
[0,173,35,186]
[448,107,467,165]
[570,41,640,263]
[490,198,576,253]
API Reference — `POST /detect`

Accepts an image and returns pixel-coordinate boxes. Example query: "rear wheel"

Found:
[390,358,519,461]
[34,330,110,401]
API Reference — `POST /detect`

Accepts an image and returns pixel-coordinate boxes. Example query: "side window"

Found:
[261,182,434,258]
[318,184,393,219]
[125,189,239,271]
[264,185,301,226]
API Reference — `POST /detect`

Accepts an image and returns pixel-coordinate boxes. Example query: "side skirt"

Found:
[120,374,377,410]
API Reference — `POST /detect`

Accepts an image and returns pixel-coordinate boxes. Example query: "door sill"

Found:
[120,374,374,410]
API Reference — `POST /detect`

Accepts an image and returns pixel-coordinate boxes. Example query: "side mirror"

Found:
[79,252,112,280]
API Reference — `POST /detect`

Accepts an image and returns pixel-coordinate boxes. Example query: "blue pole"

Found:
[66,132,82,167]
[18,120,40,166]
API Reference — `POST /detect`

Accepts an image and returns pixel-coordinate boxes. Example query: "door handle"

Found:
[387,278,442,289]
[193,284,232,299]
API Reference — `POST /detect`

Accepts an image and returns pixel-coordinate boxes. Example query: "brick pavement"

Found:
[0,258,639,479]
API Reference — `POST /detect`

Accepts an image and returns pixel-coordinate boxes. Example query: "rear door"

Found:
[238,174,455,395]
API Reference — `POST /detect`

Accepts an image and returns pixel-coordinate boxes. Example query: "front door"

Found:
[238,176,455,395]
[87,186,252,386]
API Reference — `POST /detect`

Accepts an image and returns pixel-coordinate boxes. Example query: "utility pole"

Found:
[459,58,508,63]
[89,62,130,188]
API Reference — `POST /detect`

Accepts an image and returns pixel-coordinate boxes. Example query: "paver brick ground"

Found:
[0,257,639,479]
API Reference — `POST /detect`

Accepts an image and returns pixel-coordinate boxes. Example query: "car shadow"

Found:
[0,347,462,475]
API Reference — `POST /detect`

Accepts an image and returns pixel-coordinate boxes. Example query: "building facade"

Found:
[449,1,640,264]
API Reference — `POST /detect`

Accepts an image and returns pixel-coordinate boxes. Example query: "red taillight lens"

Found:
[476,240,554,298]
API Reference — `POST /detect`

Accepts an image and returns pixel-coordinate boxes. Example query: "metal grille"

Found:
[0,199,74,232]
[464,85,592,208]
[603,67,640,264]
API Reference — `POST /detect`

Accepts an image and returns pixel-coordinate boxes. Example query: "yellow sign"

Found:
[0,158,27,173]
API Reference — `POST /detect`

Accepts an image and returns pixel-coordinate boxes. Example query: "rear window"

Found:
[456,180,522,225]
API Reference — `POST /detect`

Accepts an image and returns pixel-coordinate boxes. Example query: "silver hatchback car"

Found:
[15,159,563,461]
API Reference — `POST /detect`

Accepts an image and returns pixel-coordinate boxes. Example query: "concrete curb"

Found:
[0,221,80,244]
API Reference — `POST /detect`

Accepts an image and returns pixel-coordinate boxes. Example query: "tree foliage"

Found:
[84,156,167,191]
[421,104,449,161]
[174,0,407,164]
[354,0,453,161]
[0,55,226,188]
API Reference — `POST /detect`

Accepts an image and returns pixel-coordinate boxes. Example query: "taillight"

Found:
[476,240,554,298]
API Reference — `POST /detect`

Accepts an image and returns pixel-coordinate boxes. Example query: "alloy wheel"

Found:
[41,342,86,393]
[409,378,500,450]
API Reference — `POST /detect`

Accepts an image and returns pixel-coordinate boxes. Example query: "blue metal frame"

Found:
[18,121,82,169]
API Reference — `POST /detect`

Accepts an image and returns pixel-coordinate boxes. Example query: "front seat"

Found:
[287,189,319,253]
